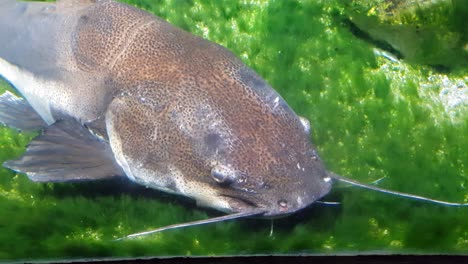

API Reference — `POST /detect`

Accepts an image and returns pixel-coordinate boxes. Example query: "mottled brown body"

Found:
[0,0,332,216]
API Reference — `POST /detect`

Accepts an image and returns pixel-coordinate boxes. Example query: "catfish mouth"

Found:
[219,193,306,218]
[220,194,265,214]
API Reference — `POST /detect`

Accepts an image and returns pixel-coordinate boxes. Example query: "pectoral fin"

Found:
[0,90,46,131]
[4,119,125,182]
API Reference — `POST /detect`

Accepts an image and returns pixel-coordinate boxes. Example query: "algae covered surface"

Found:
[0,0,467,260]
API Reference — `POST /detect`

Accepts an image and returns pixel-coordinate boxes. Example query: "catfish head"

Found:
[106,62,332,221]
[179,66,333,218]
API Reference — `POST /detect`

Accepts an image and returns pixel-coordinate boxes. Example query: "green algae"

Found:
[345,0,468,71]
[0,0,467,260]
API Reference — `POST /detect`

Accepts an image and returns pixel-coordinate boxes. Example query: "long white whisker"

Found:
[269,219,274,237]
[370,175,386,185]
[114,210,265,241]
[329,172,468,206]
[315,200,341,205]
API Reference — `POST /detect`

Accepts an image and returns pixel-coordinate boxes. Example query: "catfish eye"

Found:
[211,164,236,184]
